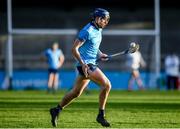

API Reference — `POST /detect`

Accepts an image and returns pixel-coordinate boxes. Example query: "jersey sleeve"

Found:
[59,49,63,56]
[77,30,89,42]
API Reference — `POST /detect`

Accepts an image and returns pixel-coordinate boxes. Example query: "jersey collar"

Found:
[90,21,99,30]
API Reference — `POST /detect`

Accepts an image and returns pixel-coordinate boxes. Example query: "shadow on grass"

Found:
[0,101,180,110]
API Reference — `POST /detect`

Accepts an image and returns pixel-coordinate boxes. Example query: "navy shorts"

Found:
[76,64,97,76]
[48,68,58,74]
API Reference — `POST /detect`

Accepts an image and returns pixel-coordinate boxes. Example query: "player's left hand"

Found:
[100,53,109,61]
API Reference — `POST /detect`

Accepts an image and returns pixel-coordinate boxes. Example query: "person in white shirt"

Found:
[165,53,179,90]
[126,50,146,91]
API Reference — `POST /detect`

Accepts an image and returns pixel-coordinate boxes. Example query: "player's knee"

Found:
[102,80,111,91]
[106,80,111,91]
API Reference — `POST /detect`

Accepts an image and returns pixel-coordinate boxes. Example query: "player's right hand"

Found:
[82,64,89,78]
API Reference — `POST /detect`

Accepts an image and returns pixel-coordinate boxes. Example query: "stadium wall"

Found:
[0,70,165,90]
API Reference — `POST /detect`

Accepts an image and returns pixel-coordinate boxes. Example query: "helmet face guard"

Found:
[93,8,110,20]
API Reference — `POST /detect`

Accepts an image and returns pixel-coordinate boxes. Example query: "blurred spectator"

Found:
[126,50,146,91]
[165,53,179,90]
[44,42,65,93]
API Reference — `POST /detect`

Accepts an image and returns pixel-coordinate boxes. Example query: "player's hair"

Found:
[91,8,110,20]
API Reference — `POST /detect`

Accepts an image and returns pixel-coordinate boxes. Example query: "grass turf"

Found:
[0,90,180,128]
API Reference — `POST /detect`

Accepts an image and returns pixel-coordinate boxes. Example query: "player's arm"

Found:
[72,39,89,77]
[140,53,146,68]
[72,39,85,65]
[97,49,108,61]
[58,52,65,68]
[72,29,89,65]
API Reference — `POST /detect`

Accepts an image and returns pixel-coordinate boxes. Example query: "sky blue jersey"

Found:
[45,48,63,69]
[77,22,102,65]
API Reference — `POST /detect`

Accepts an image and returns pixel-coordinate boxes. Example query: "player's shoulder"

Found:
[55,49,61,53]
[46,48,52,53]
[82,23,96,33]
[44,48,52,57]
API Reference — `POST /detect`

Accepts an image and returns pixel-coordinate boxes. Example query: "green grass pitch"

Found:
[0,90,180,128]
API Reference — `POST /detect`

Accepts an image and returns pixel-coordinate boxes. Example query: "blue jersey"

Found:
[77,22,102,65]
[45,48,63,69]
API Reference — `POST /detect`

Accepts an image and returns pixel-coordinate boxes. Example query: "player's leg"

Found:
[133,70,144,90]
[172,76,178,90]
[167,76,172,90]
[177,77,180,90]
[88,67,111,127]
[59,75,90,108]
[175,76,179,90]
[50,75,90,127]
[47,72,54,93]
[128,71,135,91]
[52,73,59,93]
[88,68,111,110]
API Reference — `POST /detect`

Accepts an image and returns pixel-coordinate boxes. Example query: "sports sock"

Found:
[56,105,62,112]
[98,109,105,117]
